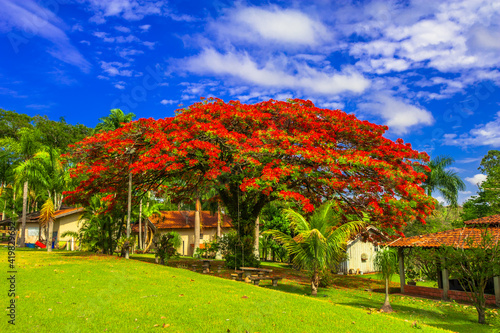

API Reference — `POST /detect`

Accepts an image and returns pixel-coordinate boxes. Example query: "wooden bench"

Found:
[230,270,244,281]
[248,276,282,286]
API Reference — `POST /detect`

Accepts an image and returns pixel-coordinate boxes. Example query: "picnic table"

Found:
[199,259,214,273]
[239,267,273,282]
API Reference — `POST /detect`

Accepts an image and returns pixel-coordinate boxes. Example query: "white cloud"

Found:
[433,195,446,204]
[100,61,132,77]
[139,24,151,31]
[93,31,140,43]
[465,174,487,186]
[82,0,165,23]
[229,7,330,46]
[114,26,131,33]
[114,81,126,89]
[183,48,370,96]
[160,99,177,105]
[118,48,144,59]
[443,111,500,147]
[358,94,434,134]
[0,0,90,70]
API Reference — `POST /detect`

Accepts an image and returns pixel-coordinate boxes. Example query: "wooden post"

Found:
[398,248,405,294]
[494,276,500,307]
[441,257,449,301]
[125,172,132,259]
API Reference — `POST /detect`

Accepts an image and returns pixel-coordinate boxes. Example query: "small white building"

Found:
[337,226,387,274]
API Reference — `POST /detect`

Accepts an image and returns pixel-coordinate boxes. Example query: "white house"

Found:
[337,226,387,274]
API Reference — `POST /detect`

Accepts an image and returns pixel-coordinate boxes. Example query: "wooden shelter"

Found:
[387,215,500,306]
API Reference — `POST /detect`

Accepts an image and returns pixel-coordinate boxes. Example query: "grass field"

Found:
[2,248,499,332]
[355,272,438,288]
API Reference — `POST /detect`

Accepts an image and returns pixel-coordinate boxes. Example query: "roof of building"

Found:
[0,206,83,225]
[463,214,500,225]
[387,226,500,249]
[132,211,232,232]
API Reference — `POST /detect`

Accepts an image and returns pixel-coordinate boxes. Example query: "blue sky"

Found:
[1,0,500,204]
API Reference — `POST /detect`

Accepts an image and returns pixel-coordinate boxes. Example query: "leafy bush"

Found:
[218,230,259,269]
[155,232,181,265]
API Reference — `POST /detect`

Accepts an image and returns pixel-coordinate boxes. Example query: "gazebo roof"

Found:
[387,214,500,249]
[464,214,500,225]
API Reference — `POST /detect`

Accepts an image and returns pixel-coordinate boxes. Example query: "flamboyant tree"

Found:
[65,98,434,247]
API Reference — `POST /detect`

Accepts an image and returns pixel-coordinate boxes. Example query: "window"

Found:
[374,245,379,252]
[27,227,39,237]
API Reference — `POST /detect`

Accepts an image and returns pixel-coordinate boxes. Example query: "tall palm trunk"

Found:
[194,197,201,257]
[138,199,143,250]
[380,278,393,312]
[46,218,53,252]
[311,270,319,296]
[19,180,28,247]
[125,172,132,259]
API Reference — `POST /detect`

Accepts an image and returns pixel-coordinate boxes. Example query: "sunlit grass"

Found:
[1,248,455,333]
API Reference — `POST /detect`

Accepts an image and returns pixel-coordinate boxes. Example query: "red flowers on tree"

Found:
[65,98,434,242]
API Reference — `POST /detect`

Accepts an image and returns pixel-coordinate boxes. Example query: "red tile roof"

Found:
[0,207,83,224]
[387,226,500,249]
[132,211,232,232]
[464,214,500,225]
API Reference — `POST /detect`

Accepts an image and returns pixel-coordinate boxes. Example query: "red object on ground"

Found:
[35,241,46,249]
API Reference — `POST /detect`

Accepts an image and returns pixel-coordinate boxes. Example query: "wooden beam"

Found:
[398,248,405,294]
[494,276,500,307]
[441,257,449,301]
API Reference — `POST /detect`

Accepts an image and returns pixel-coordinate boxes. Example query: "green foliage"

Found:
[78,195,123,254]
[460,192,493,222]
[420,155,465,207]
[155,232,181,265]
[374,247,399,281]
[265,201,367,295]
[94,109,136,133]
[404,248,439,283]
[404,204,462,236]
[441,228,500,324]
[218,230,260,269]
[194,239,220,259]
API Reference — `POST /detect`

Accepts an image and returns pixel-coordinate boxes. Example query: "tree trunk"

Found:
[194,197,201,257]
[217,200,221,238]
[477,307,486,324]
[19,180,28,247]
[254,216,260,258]
[311,270,319,296]
[46,218,53,253]
[215,201,222,259]
[138,199,143,250]
[125,172,132,259]
[380,278,393,313]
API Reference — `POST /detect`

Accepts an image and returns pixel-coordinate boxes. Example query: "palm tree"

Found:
[2,128,43,247]
[373,247,399,313]
[94,109,136,133]
[265,201,367,296]
[141,199,162,251]
[39,198,55,252]
[421,156,465,207]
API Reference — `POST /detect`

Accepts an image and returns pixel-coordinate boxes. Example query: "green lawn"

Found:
[356,272,438,288]
[2,248,498,332]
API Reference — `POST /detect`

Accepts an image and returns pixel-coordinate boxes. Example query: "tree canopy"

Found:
[65,98,434,238]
